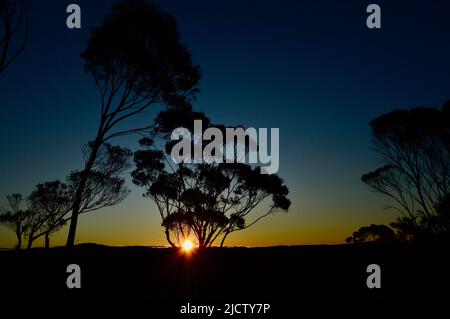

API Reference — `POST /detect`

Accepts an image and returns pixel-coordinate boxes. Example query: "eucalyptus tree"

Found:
[66,0,200,247]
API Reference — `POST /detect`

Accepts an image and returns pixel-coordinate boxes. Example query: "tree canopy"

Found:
[346,224,397,244]
[0,194,29,249]
[362,101,450,240]
[132,107,290,247]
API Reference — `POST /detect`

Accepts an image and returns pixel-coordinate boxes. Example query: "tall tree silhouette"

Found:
[0,194,29,249]
[65,0,200,247]
[0,0,29,74]
[362,101,450,240]
[132,107,290,248]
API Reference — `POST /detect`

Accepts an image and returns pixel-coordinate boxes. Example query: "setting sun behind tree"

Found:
[182,240,194,253]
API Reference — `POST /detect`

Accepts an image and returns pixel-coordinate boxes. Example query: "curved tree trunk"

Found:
[165,228,176,247]
[66,167,91,248]
[66,137,102,248]
[220,230,231,247]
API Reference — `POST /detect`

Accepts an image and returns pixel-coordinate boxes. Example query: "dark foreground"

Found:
[0,243,448,315]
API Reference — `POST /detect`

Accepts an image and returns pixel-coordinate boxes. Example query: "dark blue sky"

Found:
[1,0,450,246]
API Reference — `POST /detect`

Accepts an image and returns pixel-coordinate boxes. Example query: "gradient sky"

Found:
[1,0,450,247]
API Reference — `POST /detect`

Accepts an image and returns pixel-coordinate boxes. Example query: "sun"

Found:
[182,240,194,252]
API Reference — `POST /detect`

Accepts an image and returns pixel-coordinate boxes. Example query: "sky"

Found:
[1,0,450,247]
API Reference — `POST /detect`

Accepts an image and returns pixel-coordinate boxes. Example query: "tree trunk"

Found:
[45,233,50,249]
[26,233,34,249]
[66,138,102,248]
[198,238,206,249]
[220,231,231,247]
[15,232,21,250]
[165,228,176,247]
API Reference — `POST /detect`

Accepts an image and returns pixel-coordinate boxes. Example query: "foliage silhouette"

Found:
[26,181,71,249]
[65,0,200,247]
[345,224,397,243]
[362,101,450,240]
[69,143,131,213]
[132,106,290,248]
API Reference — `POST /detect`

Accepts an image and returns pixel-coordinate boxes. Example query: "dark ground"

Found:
[0,243,448,316]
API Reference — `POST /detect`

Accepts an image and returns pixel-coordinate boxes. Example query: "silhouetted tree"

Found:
[132,108,290,248]
[25,181,71,249]
[0,194,30,249]
[1,145,130,250]
[65,0,200,247]
[362,102,450,240]
[0,0,29,74]
[69,144,131,213]
[346,224,397,243]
